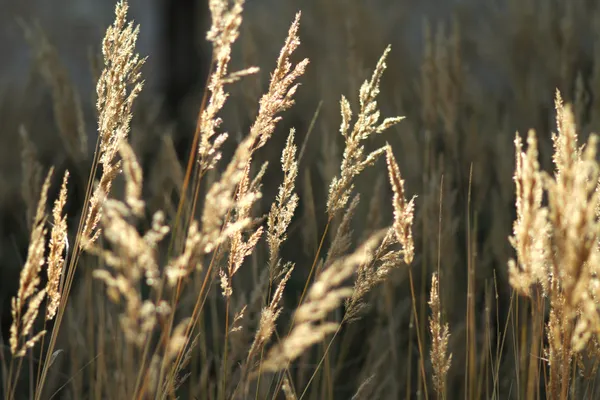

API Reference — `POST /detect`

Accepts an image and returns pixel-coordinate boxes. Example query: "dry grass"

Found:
[6,0,600,399]
[508,91,600,399]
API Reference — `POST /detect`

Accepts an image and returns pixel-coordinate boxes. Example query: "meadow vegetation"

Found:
[3,0,600,399]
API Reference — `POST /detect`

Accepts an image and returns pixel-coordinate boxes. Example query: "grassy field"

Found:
[3,0,600,399]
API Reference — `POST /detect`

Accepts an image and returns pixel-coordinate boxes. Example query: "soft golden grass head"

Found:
[10,169,54,357]
[342,145,415,323]
[267,128,299,276]
[429,272,452,396]
[90,141,172,347]
[201,11,307,259]
[247,265,294,361]
[385,145,415,265]
[199,0,252,173]
[345,228,402,323]
[508,129,549,296]
[326,46,405,218]
[220,162,264,297]
[509,90,600,361]
[82,0,145,247]
[259,231,385,373]
[45,170,69,321]
[119,140,144,216]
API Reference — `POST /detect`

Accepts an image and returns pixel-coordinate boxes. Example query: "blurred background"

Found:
[2,0,600,398]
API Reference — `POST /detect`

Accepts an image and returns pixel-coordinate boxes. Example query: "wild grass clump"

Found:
[1,1,414,398]
[507,91,600,400]
[7,0,600,399]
